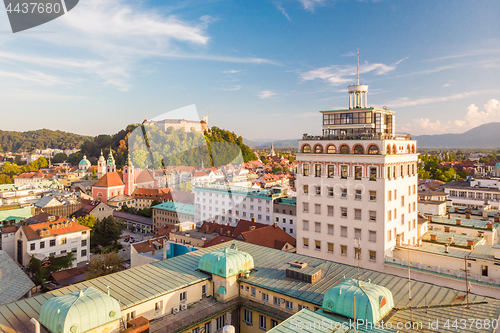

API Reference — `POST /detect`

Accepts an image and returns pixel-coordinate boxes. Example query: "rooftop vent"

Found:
[286,262,322,284]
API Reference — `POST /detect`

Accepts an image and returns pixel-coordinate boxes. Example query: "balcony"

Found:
[301,133,411,141]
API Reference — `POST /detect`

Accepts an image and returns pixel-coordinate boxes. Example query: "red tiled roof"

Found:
[193,171,208,177]
[132,236,167,254]
[93,172,124,187]
[133,188,172,200]
[202,236,234,248]
[154,224,176,238]
[1,226,18,234]
[199,219,268,238]
[135,169,155,184]
[239,224,296,249]
[22,219,90,241]
[51,266,88,283]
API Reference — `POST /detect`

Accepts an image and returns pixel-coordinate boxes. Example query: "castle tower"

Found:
[97,150,106,179]
[106,150,116,173]
[123,154,135,195]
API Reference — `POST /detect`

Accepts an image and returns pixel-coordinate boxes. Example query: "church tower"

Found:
[270,142,276,157]
[97,150,106,179]
[123,154,135,195]
[106,150,116,173]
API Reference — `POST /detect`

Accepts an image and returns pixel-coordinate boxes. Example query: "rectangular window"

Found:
[81,239,87,246]
[354,209,361,220]
[274,297,281,306]
[328,242,334,253]
[251,287,256,296]
[202,284,207,295]
[303,164,309,176]
[286,301,293,310]
[61,237,67,245]
[341,245,347,256]
[81,249,87,257]
[355,189,362,200]
[315,240,321,250]
[243,309,253,324]
[327,187,334,197]
[303,185,309,194]
[303,238,309,248]
[327,224,334,235]
[341,207,347,218]
[259,315,267,330]
[262,293,269,302]
[369,191,376,201]
[388,190,392,201]
[387,167,391,179]
[328,165,335,178]
[369,211,376,222]
[271,319,278,328]
[388,230,392,241]
[401,214,405,226]
[327,206,334,216]
[341,165,348,179]
[341,226,347,237]
[369,230,376,242]
[216,315,226,331]
[180,291,187,301]
[315,164,321,177]
[315,186,321,195]
[298,305,305,311]
[155,300,163,311]
[315,204,321,214]
[369,250,377,261]
[401,195,405,207]
[303,220,309,230]
[303,202,309,213]
[369,167,377,181]
[30,243,35,251]
[205,323,211,333]
[354,166,362,180]
[413,202,416,212]
[341,188,347,198]
[315,222,321,232]
[50,239,56,247]
[40,241,45,249]
[354,228,361,240]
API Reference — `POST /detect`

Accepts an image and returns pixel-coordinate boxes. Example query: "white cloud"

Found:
[385,91,488,108]
[443,83,450,87]
[301,59,404,86]
[222,70,242,74]
[275,2,291,20]
[298,0,328,11]
[400,99,500,135]
[257,90,278,99]
[216,85,241,91]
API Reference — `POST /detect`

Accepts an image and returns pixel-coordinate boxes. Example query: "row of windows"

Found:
[302,204,377,221]
[276,217,294,224]
[323,111,373,125]
[197,202,270,212]
[303,186,377,201]
[302,222,377,240]
[243,309,278,330]
[29,238,86,251]
[302,239,377,260]
[198,191,269,204]
[303,164,378,180]
[302,143,380,155]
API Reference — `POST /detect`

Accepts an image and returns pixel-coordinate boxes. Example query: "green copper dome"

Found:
[106,151,115,167]
[198,247,254,278]
[78,155,91,168]
[321,278,394,323]
[39,287,121,333]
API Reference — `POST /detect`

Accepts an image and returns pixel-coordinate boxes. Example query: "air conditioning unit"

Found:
[181,304,188,311]
[172,306,179,314]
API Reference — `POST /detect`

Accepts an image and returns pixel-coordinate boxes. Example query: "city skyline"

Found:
[0,0,499,139]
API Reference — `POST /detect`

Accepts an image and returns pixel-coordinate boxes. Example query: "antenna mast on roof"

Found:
[355,238,360,285]
[357,46,360,85]
[408,240,414,323]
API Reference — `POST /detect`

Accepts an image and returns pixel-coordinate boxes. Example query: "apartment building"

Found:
[152,201,195,231]
[273,197,297,238]
[443,178,500,210]
[13,215,90,267]
[194,185,287,227]
[296,67,419,271]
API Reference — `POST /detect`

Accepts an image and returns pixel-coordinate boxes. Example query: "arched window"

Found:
[407,144,410,153]
[326,145,336,154]
[368,145,380,155]
[411,145,416,153]
[314,144,323,153]
[339,145,350,154]
[392,144,397,154]
[353,145,364,154]
[386,145,391,154]
[302,144,311,153]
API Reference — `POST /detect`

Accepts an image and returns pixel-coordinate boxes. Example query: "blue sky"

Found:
[0,0,499,140]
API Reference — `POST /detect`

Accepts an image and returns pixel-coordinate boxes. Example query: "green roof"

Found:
[469,245,500,262]
[0,206,33,223]
[39,287,121,333]
[0,250,35,305]
[217,286,227,295]
[431,216,500,231]
[422,230,486,249]
[198,247,254,278]
[152,201,195,216]
[321,278,394,323]
[194,185,285,200]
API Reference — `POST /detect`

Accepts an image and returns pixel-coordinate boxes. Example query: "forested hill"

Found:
[0,129,92,153]
[72,125,258,169]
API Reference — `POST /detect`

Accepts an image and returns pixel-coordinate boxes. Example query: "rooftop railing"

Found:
[301,133,411,141]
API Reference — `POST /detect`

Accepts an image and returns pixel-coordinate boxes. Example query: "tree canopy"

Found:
[0,129,91,153]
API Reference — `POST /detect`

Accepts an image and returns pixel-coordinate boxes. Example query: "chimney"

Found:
[430,234,437,241]
[495,216,500,223]
[205,225,209,233]
[152,248,155,255]
[227,230,231,236]
[148,240,152,246]
[429,216,433,222]
[487,222,493,230]
[466,213,471,219]
[249,226,256,231]
[274,222,278,228]
[447,214,451,219]
[444,226,450,232]
[251,217,256,222]
[162,238,167,260]
[444,244,449,253]
[456,219,462,226]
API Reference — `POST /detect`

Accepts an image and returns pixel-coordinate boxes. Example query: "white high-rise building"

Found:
[296,53,419,270]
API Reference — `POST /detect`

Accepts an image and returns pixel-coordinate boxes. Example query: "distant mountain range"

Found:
[243,138,298,148]
[413,123,500,148]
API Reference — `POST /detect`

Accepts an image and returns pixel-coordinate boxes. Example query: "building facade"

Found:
[296,68,419,271]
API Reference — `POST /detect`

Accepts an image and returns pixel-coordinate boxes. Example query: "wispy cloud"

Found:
[275,2,291,20]
[298,0,329,11]
[257,90,278,99]
[384,90,493,108]
[443,83,450,87]
[400,99,500,135]
[301,59,404,86]
[216,85,241,91]
[222,69,242,74]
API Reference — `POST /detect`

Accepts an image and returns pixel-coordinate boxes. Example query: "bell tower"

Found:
[106,149,116,173]
[97,150,106,179]
[123,154,135,195]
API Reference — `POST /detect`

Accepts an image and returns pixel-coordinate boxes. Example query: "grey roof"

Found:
[112,211,153,226]
[442,180,500,193]
[2,241,500,332]
[0,250,35,306]
[394,243,470,260]
[431,215,500,231]
[422,230,485,249]
[469,245,500,262]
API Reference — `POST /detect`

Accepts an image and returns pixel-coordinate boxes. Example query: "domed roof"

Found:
[198,247,254,278]
[39,287,121,333]
[321,278,394,323]
[78,155,91,167]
